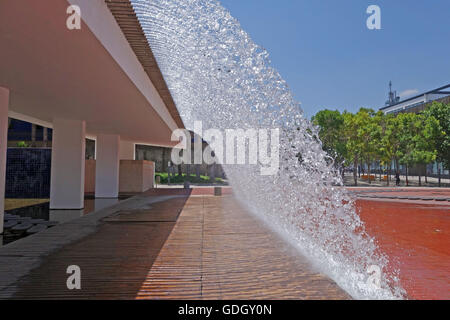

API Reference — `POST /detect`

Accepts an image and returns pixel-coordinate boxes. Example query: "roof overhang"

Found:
[0,0,183,146]
[105,0,184,129]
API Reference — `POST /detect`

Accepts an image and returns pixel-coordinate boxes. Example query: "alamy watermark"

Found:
[366,264,381,289]
[170,121,280,176]
[66,4,381,31]
[366,5,381,30]
[66,265,81,290]
[66,5,81,30]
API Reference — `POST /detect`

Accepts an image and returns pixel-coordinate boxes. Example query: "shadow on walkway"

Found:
[10,190,192,299]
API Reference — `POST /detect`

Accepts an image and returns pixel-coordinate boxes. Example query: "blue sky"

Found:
[220,0,450,118]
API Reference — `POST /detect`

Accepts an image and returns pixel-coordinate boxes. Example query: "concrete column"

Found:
[50,118,86,209]
[119,140,135,160]
[95,134,120,198]
[0,87,9,234]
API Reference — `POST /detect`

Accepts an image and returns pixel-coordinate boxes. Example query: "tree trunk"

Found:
[353,159,358,186]
[438,167,441,187]
[424,165,428,184]
[387,165,391,186]
[368,161,371,184]
[406,165,409,186]
[418,173,421,186]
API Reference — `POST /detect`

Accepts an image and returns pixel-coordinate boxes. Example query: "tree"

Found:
[398,113,416,185]
[398,112,438,186]
[378,113,399,185]
[312,109,347,171]
[355,108,381,184]
[412,113,439,185]
[373,111,387,183]
[343,111,362,185]
[423,102,449,170]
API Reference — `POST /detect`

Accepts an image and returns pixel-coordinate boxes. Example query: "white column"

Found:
[120,140,135,160]
[0,87,9,234]
[50,119,86,209]
[95,134,120,198]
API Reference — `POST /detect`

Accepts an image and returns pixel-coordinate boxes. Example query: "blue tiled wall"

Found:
[5,148,51,198]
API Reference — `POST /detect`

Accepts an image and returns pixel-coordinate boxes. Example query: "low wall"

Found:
[119,160,155,193]
[84,160,155,195]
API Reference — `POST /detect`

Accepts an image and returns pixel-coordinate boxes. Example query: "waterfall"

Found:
[131,0,404,299]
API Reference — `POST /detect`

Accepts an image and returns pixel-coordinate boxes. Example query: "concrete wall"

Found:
[119,160,154,194]
[85,160,154,195]
[142,161,155,191]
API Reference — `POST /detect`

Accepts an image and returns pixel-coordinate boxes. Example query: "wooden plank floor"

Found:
[8,196,189,299]
[9,194,350,299]
[137,195,350,299]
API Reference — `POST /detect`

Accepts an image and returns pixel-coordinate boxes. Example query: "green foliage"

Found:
[312,109,347,166]
[312,102,449,177]
[16,141,28,148]
[355,108,381,165]
[342,111,361,165]
[397,112,438,168]
[380,114,402,169]
[423,102,450,169]
[155,172,226,184]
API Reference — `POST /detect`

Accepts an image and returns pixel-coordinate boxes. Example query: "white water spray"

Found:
[131,0,405,299]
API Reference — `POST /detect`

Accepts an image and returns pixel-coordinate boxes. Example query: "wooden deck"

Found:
[5,191,349,299]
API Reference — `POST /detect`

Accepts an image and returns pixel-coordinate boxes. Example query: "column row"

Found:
[0,87,137,233]
[50,123,134,209]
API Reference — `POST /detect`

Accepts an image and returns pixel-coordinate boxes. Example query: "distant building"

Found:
[380,83,450,115]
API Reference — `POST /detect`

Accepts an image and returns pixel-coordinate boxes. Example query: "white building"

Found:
[380,84,450,115]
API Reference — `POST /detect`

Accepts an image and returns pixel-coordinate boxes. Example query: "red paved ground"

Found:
[356,199,450,299]
[349,187,450,199]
